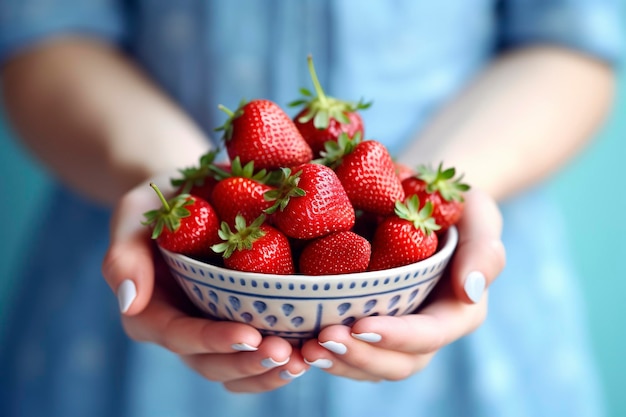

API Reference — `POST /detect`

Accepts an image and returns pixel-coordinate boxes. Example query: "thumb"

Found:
[449,188,506,304]
[101,176,171,315]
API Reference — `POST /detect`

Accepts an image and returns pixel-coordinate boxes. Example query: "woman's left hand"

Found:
[300,189,506,381]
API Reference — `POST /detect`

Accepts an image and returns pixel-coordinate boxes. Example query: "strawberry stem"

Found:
[217,104,234,118]
[150,182,171,212]
[307,54,328,107]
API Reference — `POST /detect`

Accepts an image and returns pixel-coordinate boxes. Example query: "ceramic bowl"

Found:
[159,226,458,343]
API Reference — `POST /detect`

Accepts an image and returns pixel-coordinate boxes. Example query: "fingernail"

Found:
[319,340,347,355]
[280,369,306,380]
[351,332,382,343]
[261,357,290,369]
[117,279,137,313]
[464,271,486,303]
[304,358,333,369]
[231,343,258,352]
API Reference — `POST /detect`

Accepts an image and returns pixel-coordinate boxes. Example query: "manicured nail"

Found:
[231,343,258,352]
[117,279,137,313]
[261,357,290,369]
[319,340,347,355]
[304,358,333,369]
[464,271,486,303]
[280,369,306,380]
[351,332,382,343]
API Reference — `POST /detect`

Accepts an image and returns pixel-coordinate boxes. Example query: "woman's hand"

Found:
[300,189,506,381]
[101,175,309,392]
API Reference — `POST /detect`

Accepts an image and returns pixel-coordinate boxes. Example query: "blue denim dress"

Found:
[0,1,622,416]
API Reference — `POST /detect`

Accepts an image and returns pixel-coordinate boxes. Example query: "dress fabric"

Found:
[0,1,622,416]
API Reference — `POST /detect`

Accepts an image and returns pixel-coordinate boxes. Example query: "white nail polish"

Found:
[231,343,258,352]
[261,357,290,369]
[117,280,137,313]
[319,340,347,355]
[464,271,486,303]
[304,358,333,369]
[351,332,382,343]
[280,369,306,380]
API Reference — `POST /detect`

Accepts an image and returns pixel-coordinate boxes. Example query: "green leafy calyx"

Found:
[211,214,267,258]
[142,183,194,239]
[394,195,441,236]
[263,168,306,214]
[170,148,222,194]
[227,157,271,183]
[416,162,470,202]
[315,131,363,168]
[214,99,247,142]
[288,55,370,130]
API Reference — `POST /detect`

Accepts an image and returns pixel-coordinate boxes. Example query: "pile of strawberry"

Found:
[143,56,469,276]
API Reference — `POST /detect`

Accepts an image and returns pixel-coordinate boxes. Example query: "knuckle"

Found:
[345,353,372,370]
[384,366,414,382]
[385,368,413,382]
[422,329,446,354]
[160,337,184,355]
[182,356,225,383]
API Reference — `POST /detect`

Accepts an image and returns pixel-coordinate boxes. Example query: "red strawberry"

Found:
[170,149,231,201]
[265,163,355,239]
[320,133,405,216]
[299,231,371,276]
[401,163,470,231]
[212,215,294,275]
[215,99,313,170]
[289,55,370,157]
[143,183,220,259]
[368,195,440,271]
[394,162,415,182]
[210,157,275,226]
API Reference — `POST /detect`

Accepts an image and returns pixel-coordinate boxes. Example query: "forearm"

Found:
[1,37,211,206]
[400,46,616,201]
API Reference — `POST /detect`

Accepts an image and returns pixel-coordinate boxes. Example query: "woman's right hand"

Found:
[101,175,309,392]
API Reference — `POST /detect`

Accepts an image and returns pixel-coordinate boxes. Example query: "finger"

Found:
[303,326,438,381]
[349,287,489,353]
[122,281,263,355]
[451,188,506,304]
[223,350,309,393]
[182,336,293,383]
[101,175,173,315]
[301,336,381,382]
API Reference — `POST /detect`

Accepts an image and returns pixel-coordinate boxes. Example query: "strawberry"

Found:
[320,133,405,216]
[402,163,470,231]
[215,99,313,170]
[289,55,370,157]
[210,157,275,226]
[142,183,220,259]
[368,195,440,271]
[170,149,231,201]
[265,163,355,239]
[299,231,371,276]
[394,161,415,182]
[211,215,294,275]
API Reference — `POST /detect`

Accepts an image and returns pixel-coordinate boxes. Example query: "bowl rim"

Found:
[160,226,458,282]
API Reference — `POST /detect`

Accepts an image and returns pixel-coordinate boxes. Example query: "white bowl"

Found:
[159,226,458,343]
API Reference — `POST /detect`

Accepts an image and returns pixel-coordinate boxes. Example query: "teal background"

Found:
[1,56,625,416]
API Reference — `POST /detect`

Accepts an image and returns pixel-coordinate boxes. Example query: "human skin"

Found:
[0,38,613,390]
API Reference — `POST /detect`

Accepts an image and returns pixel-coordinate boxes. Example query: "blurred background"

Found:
[1,41,625,417]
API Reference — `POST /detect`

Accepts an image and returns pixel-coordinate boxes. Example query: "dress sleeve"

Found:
[0,0,128,65]
[498,0,624,66]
